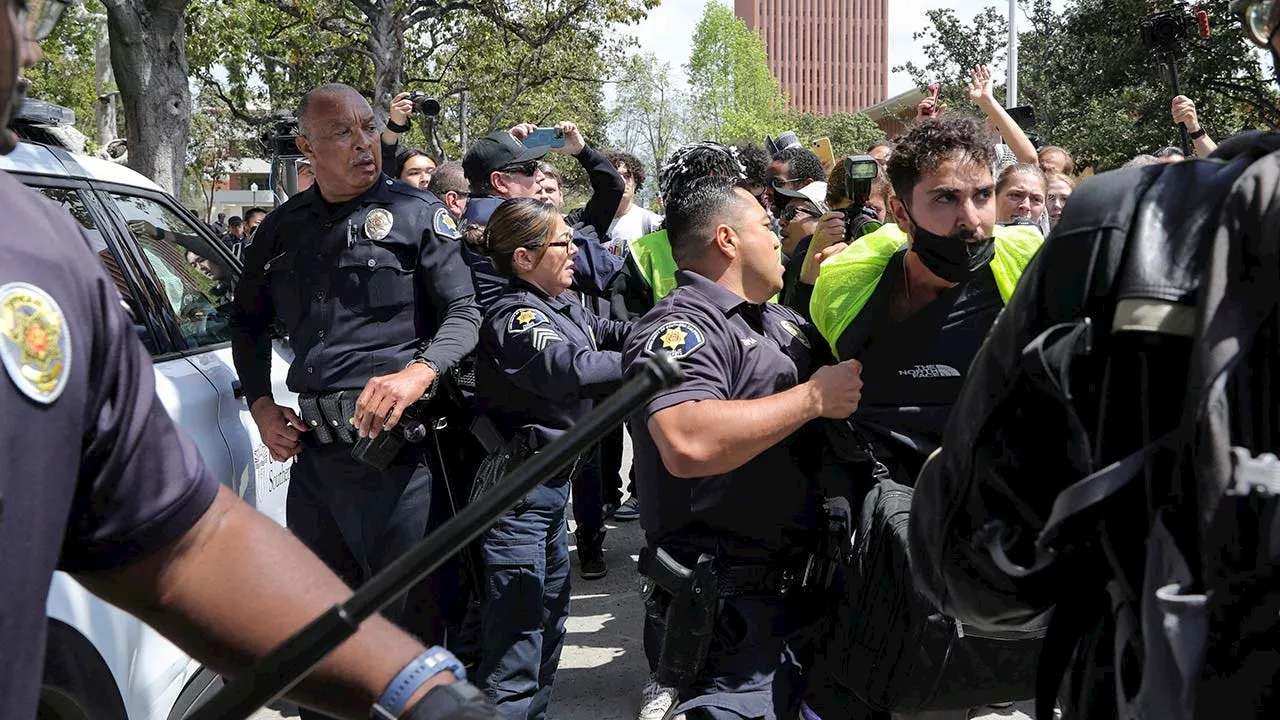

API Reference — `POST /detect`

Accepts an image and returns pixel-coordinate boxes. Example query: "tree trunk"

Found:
[102,0,191,196]
[459,87,470,150]
[367,6,404,125]
[93,15,117,147]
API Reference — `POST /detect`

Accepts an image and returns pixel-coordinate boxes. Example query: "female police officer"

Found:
[468,198,631,720]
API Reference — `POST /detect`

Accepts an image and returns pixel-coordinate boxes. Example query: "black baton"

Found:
[187,353,683,720]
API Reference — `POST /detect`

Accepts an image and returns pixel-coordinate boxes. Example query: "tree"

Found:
[898,0,1279,170]
[893,5,1008,112]
[22,0,106,147]
[790,112,885,159]
[608,52,689,171]
[686,2,788,144]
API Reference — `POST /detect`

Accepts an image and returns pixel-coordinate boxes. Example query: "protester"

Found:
[1045,171,1076,230]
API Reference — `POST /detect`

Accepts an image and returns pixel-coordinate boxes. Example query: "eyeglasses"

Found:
[500,160,541,177]
[781,204,822,222]
[1233,0,1280,47]
[19,0,72,41]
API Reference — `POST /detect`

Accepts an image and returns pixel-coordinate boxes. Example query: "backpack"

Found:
[908,137,1280,720]
[824,479,1042,714]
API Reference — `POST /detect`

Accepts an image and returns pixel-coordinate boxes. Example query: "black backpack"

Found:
[823,479,1042,714]
[908,138,1280,720]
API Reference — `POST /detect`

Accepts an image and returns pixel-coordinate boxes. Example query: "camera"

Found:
[407,90,441,117]
[260,114,302,159]
[1140,3,1207,55]
[841,155,883,243]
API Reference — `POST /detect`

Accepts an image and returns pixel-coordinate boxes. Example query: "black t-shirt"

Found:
[0,171,220,719]
[623,270,827,563]
[842,250,1003,476]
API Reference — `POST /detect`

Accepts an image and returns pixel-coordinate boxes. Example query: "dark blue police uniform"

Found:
[0,171,221,720]
[230,176,481,664]
[472,277,630,720]
[623,269,829,720]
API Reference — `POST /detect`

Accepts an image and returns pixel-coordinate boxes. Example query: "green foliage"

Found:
[687,2,788,143]
[897,0,1280,171]
[790,112,885,159]
[893,5,1008,113]
[608,52,689,179]
[23,0,107,146]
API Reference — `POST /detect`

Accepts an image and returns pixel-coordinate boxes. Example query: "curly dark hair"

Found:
[773,146,826,184]
[735,143,772,189]
[657,142,746,199]
[886,116,997,203]
[604,150,647,190]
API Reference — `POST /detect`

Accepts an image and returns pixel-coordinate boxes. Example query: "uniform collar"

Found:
[674,269,753,314]
[461,195,505,226]
[296,174,396,217]
[510,276,573,309]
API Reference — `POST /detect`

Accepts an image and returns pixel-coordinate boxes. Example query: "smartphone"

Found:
[523,127,566,149]
[812,137,835,169]
[922,82,941,116]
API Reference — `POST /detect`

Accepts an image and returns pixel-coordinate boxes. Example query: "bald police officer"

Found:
[623,176,863,720]
[0,6,489,720]
[230,83,481,688]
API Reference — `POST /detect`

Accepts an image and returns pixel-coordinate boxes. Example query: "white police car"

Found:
[4,110,297,720]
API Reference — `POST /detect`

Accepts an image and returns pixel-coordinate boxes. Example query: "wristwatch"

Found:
[386,117,412,133]
[406,358,441,400]
[373,646,467,719]
[1189,127,1208,140]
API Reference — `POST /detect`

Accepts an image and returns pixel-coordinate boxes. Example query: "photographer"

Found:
[382,91,439,187]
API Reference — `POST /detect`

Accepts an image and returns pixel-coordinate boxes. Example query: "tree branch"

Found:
[193,71,264,125]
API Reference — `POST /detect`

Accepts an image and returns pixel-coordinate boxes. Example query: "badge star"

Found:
[660,327,687,350]
[516,310,537,325]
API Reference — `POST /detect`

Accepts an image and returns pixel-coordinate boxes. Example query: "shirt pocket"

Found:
[335,240,414,316]
[264,249,303,331]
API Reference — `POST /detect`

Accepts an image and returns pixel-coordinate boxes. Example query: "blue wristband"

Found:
[375,646,466,717]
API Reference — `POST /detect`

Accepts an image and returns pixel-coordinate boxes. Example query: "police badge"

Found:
[364,208,394,240]
[0,282,71,404]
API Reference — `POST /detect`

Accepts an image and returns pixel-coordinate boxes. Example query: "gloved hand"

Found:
[401,681,500,720]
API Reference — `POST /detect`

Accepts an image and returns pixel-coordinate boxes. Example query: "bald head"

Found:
[297,83,367,137]
[294,83,380,203]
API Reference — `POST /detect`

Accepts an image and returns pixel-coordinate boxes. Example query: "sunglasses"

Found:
[1233,0,1280,47]
[782,204,822,223]
[18,0,71,41]
[500,160,541,177]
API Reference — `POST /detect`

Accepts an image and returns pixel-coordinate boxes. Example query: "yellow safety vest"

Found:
[810,223,1043,356]
[626,228,784,305]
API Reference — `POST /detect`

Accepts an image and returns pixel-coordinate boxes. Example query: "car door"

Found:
[22,177,224,720]
[98,186,295,527]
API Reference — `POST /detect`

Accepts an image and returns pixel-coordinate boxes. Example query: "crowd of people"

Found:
[5,0,1280,719]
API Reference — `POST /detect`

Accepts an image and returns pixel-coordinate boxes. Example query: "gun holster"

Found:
[820,496,854,576]
[350,402,430,472]
[640,547,719,690]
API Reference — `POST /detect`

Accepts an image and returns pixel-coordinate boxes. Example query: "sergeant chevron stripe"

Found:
[530,327,562,351]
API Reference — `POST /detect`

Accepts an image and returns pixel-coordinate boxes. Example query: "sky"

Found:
[612,0,1070,98]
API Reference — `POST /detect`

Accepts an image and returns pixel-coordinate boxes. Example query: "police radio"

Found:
[842,155,883,244]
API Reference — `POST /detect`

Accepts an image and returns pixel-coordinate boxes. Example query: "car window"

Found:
[31,186,160,355]
[107,193,237,350]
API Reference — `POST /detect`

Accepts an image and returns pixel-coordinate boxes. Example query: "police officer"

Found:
[623,176,864,720]
[467,198,631,719]
[459,122,623,310]
[230,82,481,690]
[0,9,488,720]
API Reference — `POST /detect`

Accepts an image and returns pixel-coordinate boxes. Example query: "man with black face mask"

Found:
[807,116,1042,484]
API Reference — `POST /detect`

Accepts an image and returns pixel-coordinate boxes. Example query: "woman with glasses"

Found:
[467,197,632,720]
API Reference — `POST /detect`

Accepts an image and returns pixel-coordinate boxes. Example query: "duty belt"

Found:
[297,390,361,445]
[640,547,827,598]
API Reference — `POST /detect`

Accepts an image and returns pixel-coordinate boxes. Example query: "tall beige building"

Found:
[734,0,889,114]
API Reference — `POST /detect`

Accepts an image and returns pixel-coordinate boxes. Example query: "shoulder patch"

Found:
[434,207,460,240]
[508,307,550,334]
[645,320,706,360]
[0,282,72,404]
[779,319,810,349]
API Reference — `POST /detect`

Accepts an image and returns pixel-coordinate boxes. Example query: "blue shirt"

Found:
[622,270,827,563]
[231,176,480,403]
[476,278,631,470]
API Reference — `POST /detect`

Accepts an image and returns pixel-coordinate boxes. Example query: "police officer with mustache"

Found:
[231,84,481,719]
